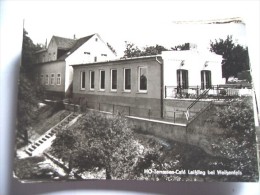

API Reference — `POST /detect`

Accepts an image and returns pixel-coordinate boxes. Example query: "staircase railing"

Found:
[185,88,211,120]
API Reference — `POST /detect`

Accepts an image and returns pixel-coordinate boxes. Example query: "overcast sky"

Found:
[15,0,250,57]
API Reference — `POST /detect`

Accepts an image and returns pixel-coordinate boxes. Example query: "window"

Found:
[138,67,147,92]
[90,71,95,90]
[50,73,55,85]
[45,74,49,85]
[124,68,131,91]
[177,69,188,89]
[40,74,44,85]
[80,71,86,90]
[56,73,61,85]
[84,52,90,55]
[111,69,117,91]
[94,56,97,62]
[100,70,105,90]
[201,70,212,89]
[95,38,98,42]
[101,54,107,57]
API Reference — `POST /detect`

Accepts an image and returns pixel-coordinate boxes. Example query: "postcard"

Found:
[14,10,259,183]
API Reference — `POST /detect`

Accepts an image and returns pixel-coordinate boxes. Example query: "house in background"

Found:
[34,33,117,98]
[71,45,223,121]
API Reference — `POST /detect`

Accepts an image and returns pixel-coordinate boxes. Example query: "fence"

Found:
[79,101,189,124]
[165,85,252,99]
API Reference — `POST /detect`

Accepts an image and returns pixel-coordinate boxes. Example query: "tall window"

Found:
[111,69,117,91]
[45,74,49,85]
[80,71,86,90]
[56,73,61,85]
[50,73,55,85]
[94,56,97,62]
[139,67,147,92]
[124,68,131,91]
[177,69,188,89]
[90,71,95,90]
[201,70,212,89]
[100,70,105,90]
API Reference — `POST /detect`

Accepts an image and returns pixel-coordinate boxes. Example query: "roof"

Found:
[52,36,77,49]
[71,55,162,67]
[58,34,95,60]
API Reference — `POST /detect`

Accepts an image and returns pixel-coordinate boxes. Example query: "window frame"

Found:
[90,70,95,90]
[138,66,148,93]
[124,68,131,92]
[45,74,49,85]
[110,69,117,92]
[99,70,105,91]
[56,73,61,85]
[50,73,55,85]
[80,71,86,90]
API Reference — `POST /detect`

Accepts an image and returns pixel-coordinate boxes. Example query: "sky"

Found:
[17,0,250,57]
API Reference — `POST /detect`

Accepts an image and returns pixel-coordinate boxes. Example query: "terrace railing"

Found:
[165,84,252,100]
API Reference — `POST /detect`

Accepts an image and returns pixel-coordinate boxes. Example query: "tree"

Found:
[17,29,43,146]
[171,43,191,51]
[123,42,168,58]
[123,42,142,58]
[21,29,42,78]
[210,36,250,82]
[51,112,140,179]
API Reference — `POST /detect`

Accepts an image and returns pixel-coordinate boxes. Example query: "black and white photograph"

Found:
[2,0,259,190]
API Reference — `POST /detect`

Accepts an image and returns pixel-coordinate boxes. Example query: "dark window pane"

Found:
[91,71,95,89]
[125,69,131,90]
[139,67,147,90]
[81,72,85,89]
[111,69,117,90]
[100,70,105,89]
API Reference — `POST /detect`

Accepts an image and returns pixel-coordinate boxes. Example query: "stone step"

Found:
[25,150,32,156]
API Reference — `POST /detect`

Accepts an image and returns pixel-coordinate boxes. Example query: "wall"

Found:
[72,57,162,117]
[163,99,211,122]
[65,34,117,94]
[162,50,224,90]
[36,60,66,95]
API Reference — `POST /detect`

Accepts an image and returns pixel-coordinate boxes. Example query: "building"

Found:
[34,34,117,98]
[71,47,223,120]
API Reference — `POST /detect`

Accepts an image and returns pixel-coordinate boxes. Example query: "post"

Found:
[174,111,176,123]
[196,85,199,98]
[148,109,151,120]
[128,106,131,116]
[113,104,114,114]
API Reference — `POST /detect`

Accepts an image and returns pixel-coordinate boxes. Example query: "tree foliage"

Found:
[17,29,44,146]
[51,112,141,179]
[210,36,250,81]
[21,29,42,78]
[123,41,168,58]
[216,97,255,140]
[171,43,191,51]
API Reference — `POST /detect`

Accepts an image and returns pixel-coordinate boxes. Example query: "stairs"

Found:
[25,112,80,156]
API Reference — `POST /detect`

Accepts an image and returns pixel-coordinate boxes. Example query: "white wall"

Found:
[64,34,117,93]
[162,50,223,88]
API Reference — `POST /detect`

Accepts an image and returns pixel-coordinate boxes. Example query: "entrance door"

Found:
[201,70,212,89]
[177,69,188,89]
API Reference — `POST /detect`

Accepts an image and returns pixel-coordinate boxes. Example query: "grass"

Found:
[29,103,70,140]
